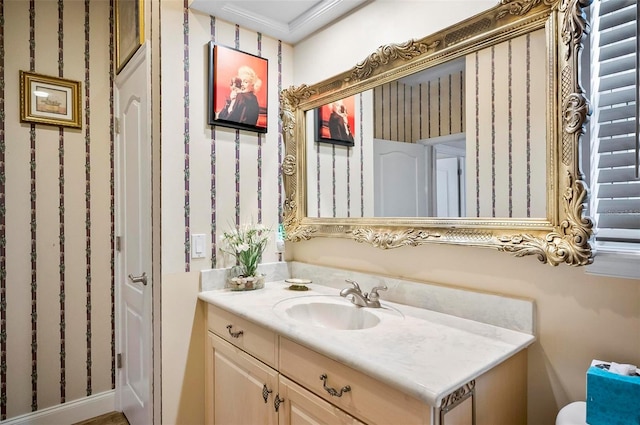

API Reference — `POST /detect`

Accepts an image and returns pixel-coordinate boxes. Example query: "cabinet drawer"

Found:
[279,375,365,425]
[280,337,430,425]
[207,304,278,368]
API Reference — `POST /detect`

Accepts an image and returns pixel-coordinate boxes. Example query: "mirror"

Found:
[280,1,594,266]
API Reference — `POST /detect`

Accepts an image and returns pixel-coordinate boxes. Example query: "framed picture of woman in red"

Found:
[208,42,268,133]
[315,95,356,146]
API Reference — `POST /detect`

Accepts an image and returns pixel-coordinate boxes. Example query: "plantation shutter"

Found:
[591,0,640,244]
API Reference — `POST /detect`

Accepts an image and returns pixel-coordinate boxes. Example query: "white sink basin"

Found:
[273,295,402,330]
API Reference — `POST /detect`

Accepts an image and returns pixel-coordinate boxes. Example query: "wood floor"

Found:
[73,412,129,425]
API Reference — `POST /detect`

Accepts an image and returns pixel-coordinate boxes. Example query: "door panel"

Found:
[116,44,152,425]
[374,139,428,217]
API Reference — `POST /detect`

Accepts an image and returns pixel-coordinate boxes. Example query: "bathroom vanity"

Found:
[199,270,534,425]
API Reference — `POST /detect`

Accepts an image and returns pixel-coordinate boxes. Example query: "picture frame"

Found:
[208,42,269,134]
[315,95,356,147]
[115,0,144,74]
[20,71,82,129]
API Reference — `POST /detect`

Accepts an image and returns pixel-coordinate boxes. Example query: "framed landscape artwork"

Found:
[20,71,82,129]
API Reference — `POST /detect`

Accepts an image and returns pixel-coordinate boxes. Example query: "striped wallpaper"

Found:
[161,1,291,275]
[307,92,370,218]
[2,0,113,420]
[374,73,465,143]
[466,29,547,218]
[2,0,293,420]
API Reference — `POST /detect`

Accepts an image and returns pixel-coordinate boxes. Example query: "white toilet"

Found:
[556,401,587,425]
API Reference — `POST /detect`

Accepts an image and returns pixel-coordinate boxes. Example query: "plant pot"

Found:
[226,274,265,291]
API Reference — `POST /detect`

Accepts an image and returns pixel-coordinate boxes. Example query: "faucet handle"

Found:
[344,279,361,291]
[368,285,388,301]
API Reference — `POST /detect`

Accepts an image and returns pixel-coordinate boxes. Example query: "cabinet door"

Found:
[278,375,364,425]
[208,332,279,425]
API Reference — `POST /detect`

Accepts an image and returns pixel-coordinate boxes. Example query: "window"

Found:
[587,0,640,279]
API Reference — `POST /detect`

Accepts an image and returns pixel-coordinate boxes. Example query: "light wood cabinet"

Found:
[279,337,430,425]
[206,332,278,425]
[278,375,365,425]
[205,303,527,425]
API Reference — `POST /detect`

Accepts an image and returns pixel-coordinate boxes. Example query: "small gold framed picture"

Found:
[20,71,82,129]
[116,0,144,74]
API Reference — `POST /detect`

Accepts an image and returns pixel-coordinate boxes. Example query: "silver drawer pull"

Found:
[128,272,148,286]
[319,373,351,397]
[226,324,243,338]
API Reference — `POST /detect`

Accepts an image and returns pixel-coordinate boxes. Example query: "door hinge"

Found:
[115,117,120,134]
[117,353,123,369]
[116,236,121,252]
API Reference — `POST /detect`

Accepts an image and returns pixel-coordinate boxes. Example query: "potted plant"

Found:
[221,222,271,290]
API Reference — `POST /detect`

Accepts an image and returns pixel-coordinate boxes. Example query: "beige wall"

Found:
[161,272,204,425]
[290,2,640,425]
[2,0,113,420]
[292,239,639,425]
[158,2,294,423]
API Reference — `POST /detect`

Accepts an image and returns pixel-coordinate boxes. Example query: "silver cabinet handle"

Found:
[262,384,272,403]
[226,325,243,338]
[274,394,284,412]
[128,272,148,286]
[319,373,351,397]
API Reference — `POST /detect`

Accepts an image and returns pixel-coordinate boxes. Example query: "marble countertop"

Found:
[198,281,535,407]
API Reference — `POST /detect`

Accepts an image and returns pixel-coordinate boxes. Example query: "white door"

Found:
[436,157,461,217]
[115,44,152,425]
[373,139,428,217]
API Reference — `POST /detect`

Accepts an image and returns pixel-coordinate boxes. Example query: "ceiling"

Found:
[188,0,369,45]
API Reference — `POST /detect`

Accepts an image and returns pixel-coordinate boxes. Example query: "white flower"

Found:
[220,221,273,277]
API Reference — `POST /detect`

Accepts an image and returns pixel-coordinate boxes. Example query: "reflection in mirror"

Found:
[306,29,548,219]
[281,1,594,266]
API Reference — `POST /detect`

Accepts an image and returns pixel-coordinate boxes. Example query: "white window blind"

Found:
[590,0,640,246]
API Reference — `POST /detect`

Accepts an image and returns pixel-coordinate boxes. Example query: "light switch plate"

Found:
[191,234,206,259]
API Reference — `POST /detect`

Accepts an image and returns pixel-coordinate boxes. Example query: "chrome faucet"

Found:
[340,279,387,308]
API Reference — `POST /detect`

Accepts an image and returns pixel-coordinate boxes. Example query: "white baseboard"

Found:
[0,390,116,425]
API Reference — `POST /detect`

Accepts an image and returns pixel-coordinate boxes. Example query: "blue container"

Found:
[586,365,640,425]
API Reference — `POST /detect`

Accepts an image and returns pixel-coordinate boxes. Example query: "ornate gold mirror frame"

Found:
[280,0,594,266]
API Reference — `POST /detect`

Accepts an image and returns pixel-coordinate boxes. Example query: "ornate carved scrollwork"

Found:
[277,1,594,266]
[495,0,557,20]
[280,85,315,139]
[350,40,439,81]
[284,220,317,242]
[563,92,591,139]
[280,86,314,242]
[498,172,593,266]
[281,154,296,176]
[560,0,592,61]
[441,380,476,411]
[351,228,441,249]
[440,380,476,424]
[559,0,592,168]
